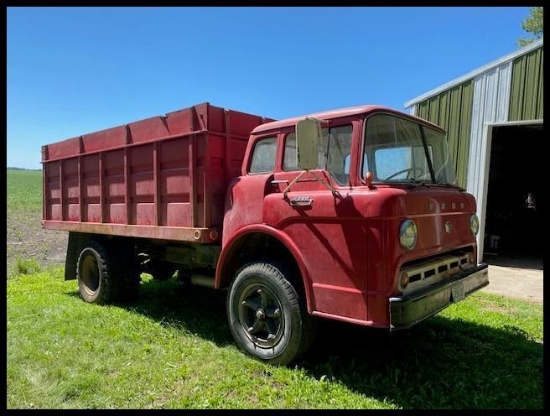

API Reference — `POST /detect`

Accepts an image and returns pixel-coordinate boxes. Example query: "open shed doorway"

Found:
[483,121,543,270]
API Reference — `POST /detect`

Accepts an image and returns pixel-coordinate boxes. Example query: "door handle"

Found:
[270,179,289,185]
[288,196,313,207]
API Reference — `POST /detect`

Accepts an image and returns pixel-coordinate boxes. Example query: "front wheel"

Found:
[227,262,315,366]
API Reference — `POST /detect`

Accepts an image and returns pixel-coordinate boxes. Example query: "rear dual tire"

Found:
[76,239,140,304]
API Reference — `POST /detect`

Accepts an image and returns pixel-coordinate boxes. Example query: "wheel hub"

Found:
[256,308,266,320]
[238,284,284,348]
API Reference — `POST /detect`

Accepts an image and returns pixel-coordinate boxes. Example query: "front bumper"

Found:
[389,263,489,330]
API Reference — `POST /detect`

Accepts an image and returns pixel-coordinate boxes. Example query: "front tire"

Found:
[227,262,315,366]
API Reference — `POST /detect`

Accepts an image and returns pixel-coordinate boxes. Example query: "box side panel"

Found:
[104,149,125,224]
[43,160,62,221]
[42,103,274,240]
[63,158,80,222]
[159,136,192,227]
[82,154,101,222]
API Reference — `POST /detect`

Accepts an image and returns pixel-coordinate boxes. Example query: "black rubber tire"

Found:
[227,262,316,366]
[76,240,121,304]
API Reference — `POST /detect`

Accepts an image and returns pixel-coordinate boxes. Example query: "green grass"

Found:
[12,257,42,275]
[7,169,43,216]
[7,269,543,409]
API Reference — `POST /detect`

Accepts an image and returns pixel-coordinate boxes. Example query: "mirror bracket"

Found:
[282,170,339,199]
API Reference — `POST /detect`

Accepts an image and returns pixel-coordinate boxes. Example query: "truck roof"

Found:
[251,104,443,134]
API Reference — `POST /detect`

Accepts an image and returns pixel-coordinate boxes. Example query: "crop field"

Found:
[6,169,544,409]
[7,169,68,275]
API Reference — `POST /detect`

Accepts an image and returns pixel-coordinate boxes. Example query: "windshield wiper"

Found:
[434,181,465,190]
[408,178,434,186]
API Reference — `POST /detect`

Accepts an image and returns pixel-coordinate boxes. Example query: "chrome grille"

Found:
[400,252,473,295]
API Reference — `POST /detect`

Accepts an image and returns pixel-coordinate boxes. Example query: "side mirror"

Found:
[296,118,321,171]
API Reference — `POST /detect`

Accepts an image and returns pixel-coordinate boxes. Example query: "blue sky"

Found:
[7,7,533,169]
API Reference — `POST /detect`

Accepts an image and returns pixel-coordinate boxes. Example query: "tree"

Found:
[517,7,543,47]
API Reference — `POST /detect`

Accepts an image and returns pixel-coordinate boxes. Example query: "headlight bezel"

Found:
[399,219,418,250]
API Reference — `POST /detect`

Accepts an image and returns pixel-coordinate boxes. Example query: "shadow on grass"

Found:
[69,278,543,409]
[300,318,543,409]
[68,277,233,345]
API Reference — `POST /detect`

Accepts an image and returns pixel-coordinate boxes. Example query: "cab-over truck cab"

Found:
[218,105,488,364]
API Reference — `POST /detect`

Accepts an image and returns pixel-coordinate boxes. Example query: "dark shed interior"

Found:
[484,123,543,264]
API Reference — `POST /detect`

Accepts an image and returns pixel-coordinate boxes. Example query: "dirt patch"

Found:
[6,210,68,274]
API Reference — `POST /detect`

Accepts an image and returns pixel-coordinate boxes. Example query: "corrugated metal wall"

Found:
[509,46,544,121]
[466,61,513,260]
[414,81,474,188]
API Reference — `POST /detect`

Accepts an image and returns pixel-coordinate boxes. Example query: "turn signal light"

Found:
[400,272,409,289]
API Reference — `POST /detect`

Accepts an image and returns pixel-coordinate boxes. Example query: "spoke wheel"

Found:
[239,284,284,348]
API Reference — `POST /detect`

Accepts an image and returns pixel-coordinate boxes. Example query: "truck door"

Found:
[264,128,370,320]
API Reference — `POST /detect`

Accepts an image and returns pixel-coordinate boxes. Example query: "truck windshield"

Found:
[362,113,457,185]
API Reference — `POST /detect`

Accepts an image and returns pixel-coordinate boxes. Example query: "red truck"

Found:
[42,102,489,365]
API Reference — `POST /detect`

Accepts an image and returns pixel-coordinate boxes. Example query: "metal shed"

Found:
[405,39,543,263]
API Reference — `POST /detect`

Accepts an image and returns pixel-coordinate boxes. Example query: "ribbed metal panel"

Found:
[466,61,512,260]
[414,80,474,188]
[509,46,544,121]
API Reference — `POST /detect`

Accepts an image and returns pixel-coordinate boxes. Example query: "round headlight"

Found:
[399,219,417,250]
[470,214,479,236]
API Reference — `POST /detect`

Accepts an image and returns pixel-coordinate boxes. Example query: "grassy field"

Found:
[7,169,68,275]
[6,271,544,409]
[7,169,43,274]
[7,169,43,216]
[6,169,544,409]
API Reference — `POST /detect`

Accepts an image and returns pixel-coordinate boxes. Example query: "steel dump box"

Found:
[42,103,272,243]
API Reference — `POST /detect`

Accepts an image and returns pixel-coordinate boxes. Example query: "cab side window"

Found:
[249,137,277,174]
[325,125,352,185]
[283,126,352,185]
